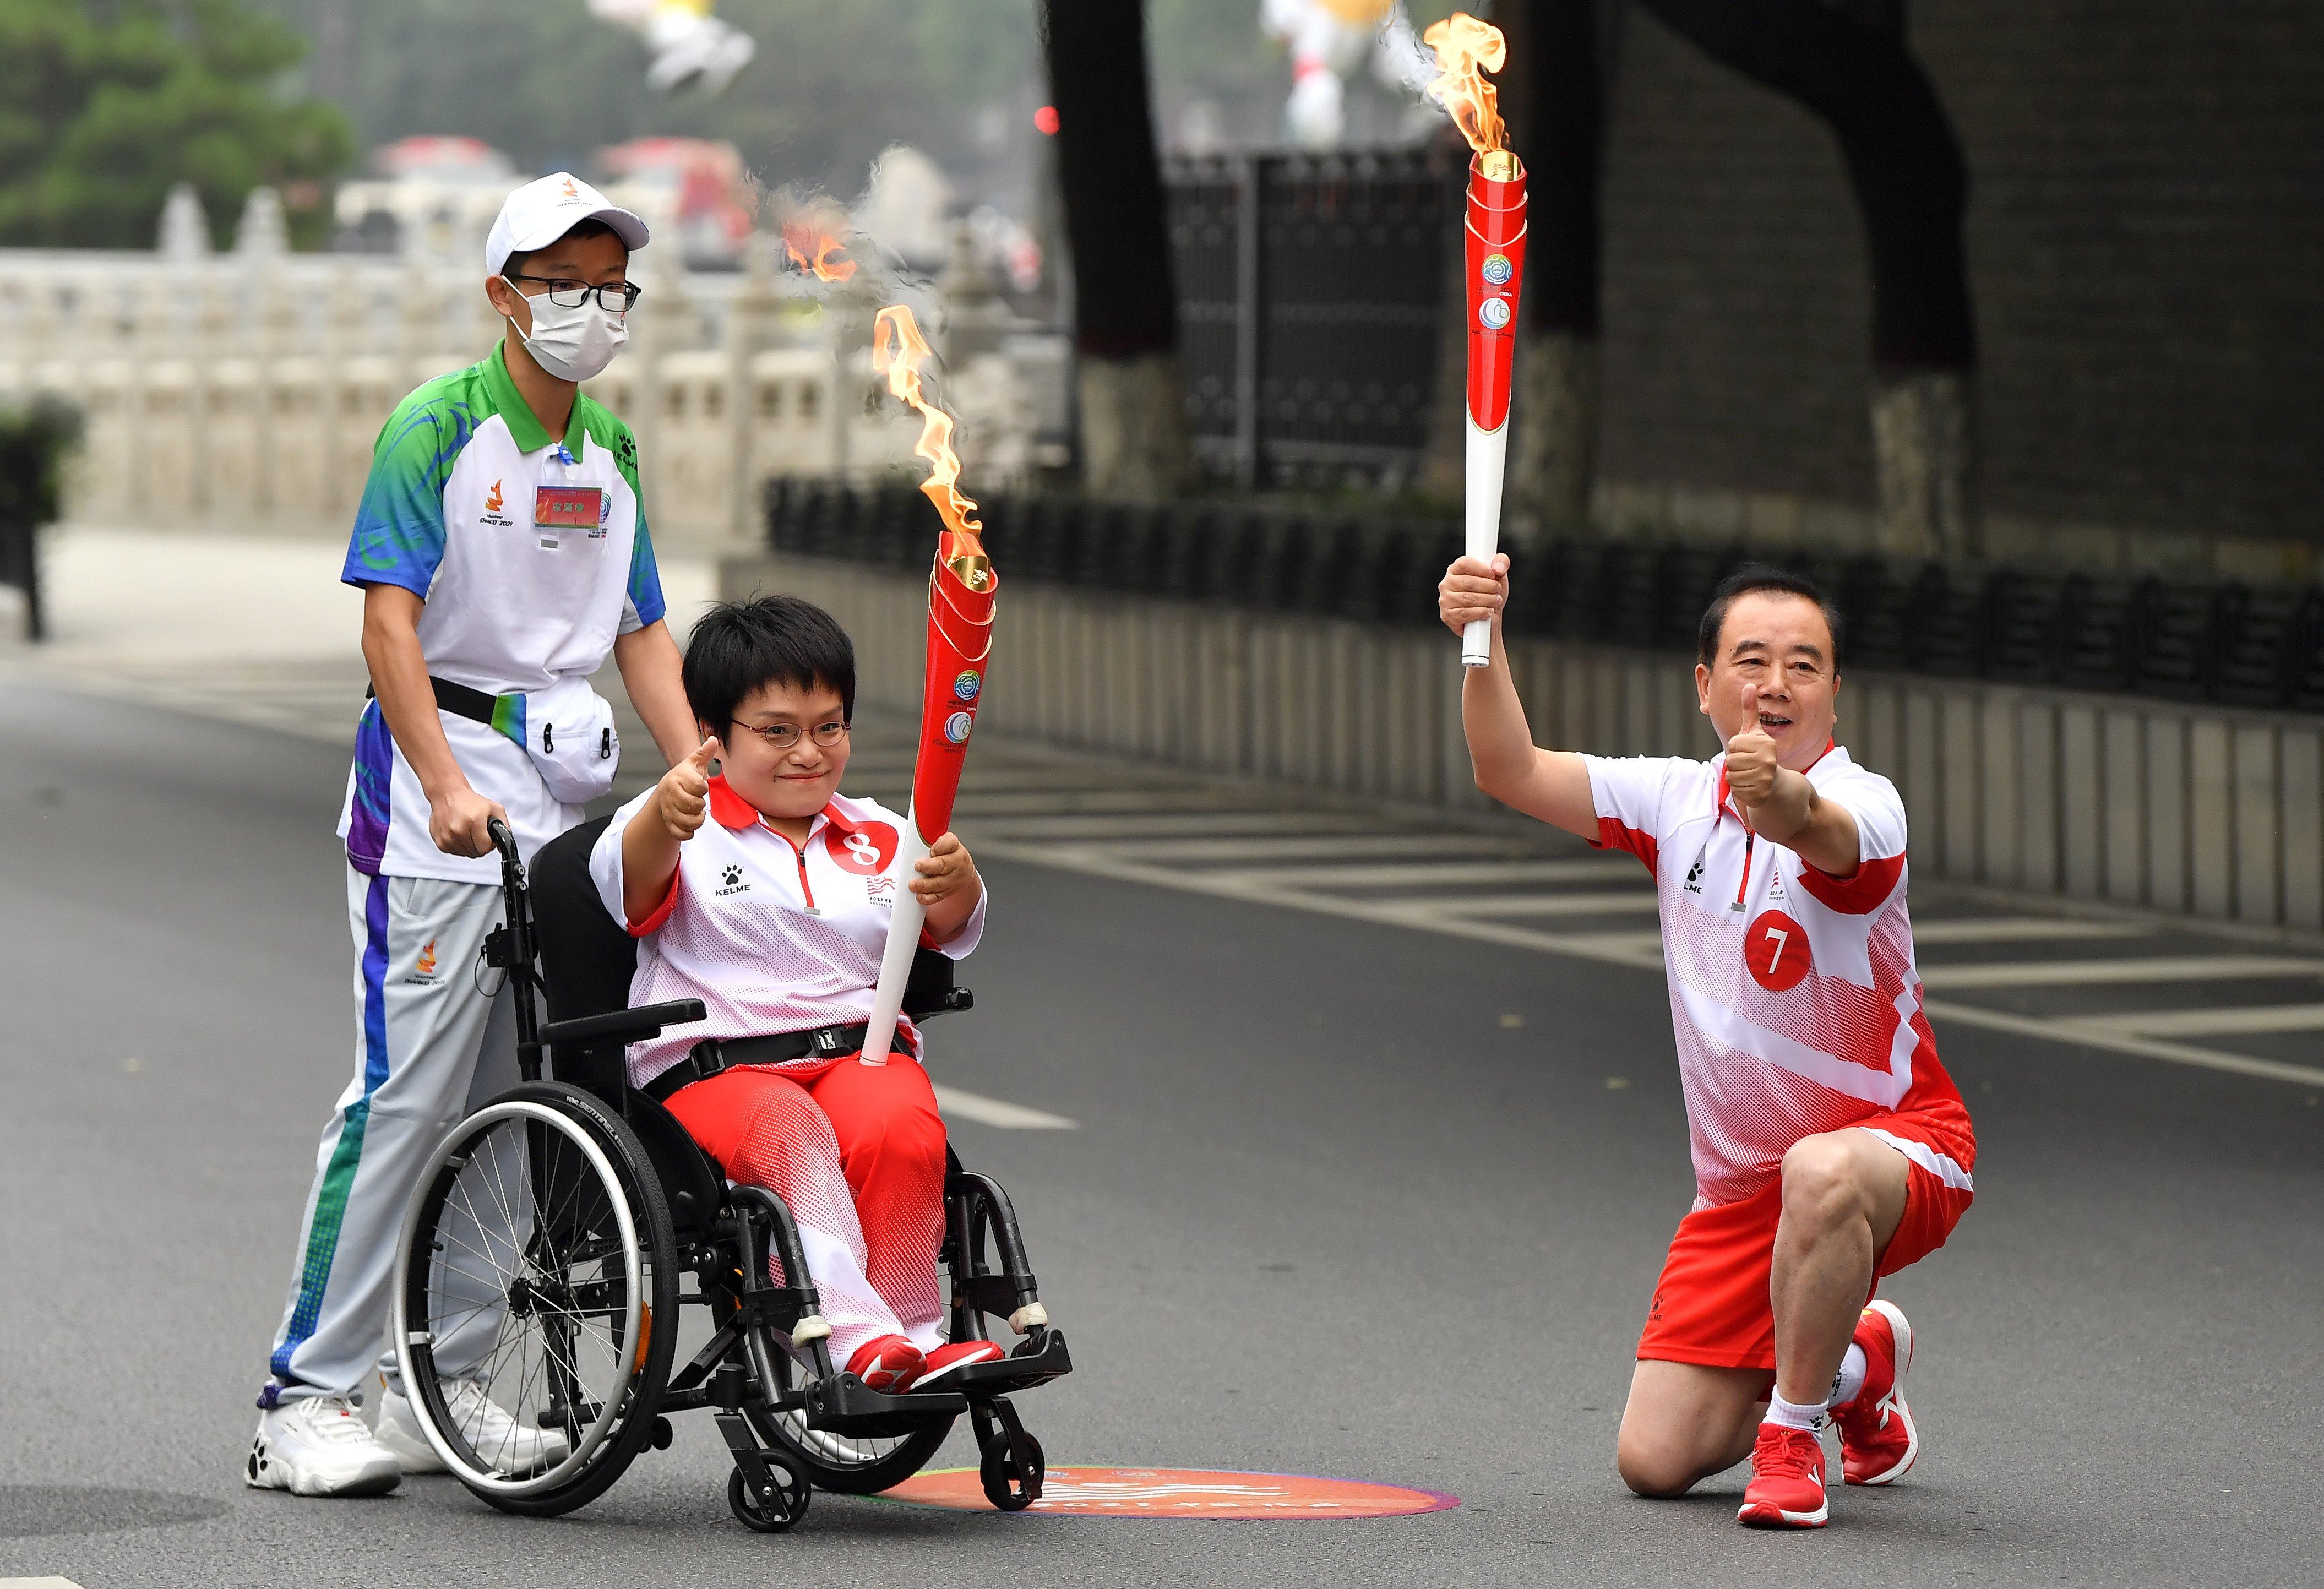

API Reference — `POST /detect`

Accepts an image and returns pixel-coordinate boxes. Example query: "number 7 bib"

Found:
[1744,908,1811,992]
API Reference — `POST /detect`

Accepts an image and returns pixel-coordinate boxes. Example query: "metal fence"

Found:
[768,481,2324,717]
[1164,148,1464,491]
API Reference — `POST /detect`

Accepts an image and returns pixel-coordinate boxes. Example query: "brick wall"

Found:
[1593,2,2324,554]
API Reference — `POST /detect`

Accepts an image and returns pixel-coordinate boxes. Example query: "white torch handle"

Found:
[1462,412,1510,668]
[860,817,930,1066]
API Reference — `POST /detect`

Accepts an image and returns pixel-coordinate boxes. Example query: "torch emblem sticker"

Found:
[953,670,982,703]
[1482,253,1513,286]
[944,710,975,745]
[1478,298,1512,330]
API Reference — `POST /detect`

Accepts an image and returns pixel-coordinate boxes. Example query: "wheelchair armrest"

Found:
[541,999,707,1049]
[906,987,974,1021]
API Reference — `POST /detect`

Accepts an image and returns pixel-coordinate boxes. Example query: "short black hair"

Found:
[502,216,621,282]
[683,595,857,734]
[1696,564,1844,669]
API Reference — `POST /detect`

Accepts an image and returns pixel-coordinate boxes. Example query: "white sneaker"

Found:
[378,1378,568,1477]
[372,1381,446,1474]
[246,1396,401,1497]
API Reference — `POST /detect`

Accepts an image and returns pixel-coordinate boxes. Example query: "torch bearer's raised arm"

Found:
[1425,14,1528,668]
[860,307,999,1066]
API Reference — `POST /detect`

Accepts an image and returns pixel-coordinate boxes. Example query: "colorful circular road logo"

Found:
[953,669,982,702]
[880,1466,1458,1519]
[1481,252,1512,286]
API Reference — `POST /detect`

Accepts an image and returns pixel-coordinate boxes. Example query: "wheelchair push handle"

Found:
[487,815,522,872]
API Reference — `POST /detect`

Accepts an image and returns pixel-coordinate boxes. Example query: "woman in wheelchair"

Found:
[586,595,1006,1396]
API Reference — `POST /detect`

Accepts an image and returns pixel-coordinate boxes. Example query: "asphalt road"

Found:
[3,680,2320,1588]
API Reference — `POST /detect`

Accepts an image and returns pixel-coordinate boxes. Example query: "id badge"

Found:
[534,485,605,551]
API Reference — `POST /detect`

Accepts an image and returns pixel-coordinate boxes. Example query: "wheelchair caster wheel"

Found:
[979,1430,1044,1512]
[728,1461,810,1533]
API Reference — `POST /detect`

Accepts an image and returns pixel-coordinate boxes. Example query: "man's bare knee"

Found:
[1615,1432,1703,1498]
[1781,1133,1870,1228]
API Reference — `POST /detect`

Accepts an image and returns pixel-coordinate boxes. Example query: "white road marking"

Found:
[961,811,1384,840]
[1923,1000,2324,1088]
[1915,956,2324,990]
[978,839,2324,1090]
[932,1085,1077,1130]
[924,790,1264,813]
[1207,858,1651,889]
[2066,1003,2324,1037]
[1395,891,1662,917]
[1905,916,2156,944]
[1060,833,1529,864]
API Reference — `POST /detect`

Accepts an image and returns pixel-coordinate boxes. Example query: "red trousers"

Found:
[666,1056,948,1362]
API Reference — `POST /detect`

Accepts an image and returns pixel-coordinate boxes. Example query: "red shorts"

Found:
[1636,1116,1973,1373]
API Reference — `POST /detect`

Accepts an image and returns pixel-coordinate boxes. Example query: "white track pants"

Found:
[262,868,518,1405]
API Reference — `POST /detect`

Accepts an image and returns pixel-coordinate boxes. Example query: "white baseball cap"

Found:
[485,171,651,277]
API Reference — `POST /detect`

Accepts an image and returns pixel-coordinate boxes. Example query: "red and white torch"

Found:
[1425,13,1528,668]
[861,305,999,1065]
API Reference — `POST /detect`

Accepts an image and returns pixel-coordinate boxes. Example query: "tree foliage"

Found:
[0,0,352,248]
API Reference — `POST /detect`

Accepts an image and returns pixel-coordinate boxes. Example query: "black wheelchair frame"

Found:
[388,818,1069,1531]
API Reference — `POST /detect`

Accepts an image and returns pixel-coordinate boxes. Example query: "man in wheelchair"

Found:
[383,595,1066,1528]
[589,594,999,1395]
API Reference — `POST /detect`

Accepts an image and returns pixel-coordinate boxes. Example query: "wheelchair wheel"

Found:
[745,1403,955,1496]
[739,1323,953,1495]
[393,1081,678,1516]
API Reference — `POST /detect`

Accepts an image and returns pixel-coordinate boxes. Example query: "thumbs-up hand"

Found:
[1724,683,1779,807]
[654,736,721,842]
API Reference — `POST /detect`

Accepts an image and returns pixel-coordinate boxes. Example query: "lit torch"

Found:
[859,304,998,1066]
[782,225,857,282]
[1425,13,1527,668]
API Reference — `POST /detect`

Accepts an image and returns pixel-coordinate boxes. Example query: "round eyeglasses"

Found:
[727,719,849,752]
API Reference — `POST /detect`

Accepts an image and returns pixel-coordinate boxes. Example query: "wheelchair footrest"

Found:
[948,1327,1073,1395]
[801,1372,967,1436]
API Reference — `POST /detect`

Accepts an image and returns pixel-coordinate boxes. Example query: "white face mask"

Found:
[509,289,628,382]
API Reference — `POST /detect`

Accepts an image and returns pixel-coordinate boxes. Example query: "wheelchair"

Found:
[388,818,1070,1531]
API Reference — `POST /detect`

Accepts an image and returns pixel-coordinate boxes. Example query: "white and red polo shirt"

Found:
[1585,744,1974,1212]
[587,776,984,1091]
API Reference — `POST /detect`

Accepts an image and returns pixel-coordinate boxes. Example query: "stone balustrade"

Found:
[0,233,1054,552]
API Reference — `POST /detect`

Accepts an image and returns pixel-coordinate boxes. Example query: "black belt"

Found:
[642,1022,918,1105]
[365,676,502,727]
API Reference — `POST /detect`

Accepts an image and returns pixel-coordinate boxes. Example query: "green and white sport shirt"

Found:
[336,344,666,883]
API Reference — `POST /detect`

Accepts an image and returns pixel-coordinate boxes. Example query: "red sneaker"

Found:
[902,1339,1006,1392]
[846,1335,925,1394]
[1832,1299,1918,1485]
[1737,1424,1829,1528]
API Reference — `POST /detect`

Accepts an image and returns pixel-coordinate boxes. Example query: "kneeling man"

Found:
[1439,559,1975,1530]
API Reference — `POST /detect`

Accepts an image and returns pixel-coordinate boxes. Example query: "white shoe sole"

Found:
[246,1433,401,1497]
[1738,1498,1829,1528]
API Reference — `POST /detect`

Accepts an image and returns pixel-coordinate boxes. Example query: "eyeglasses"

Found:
[727,719,849,752]
[505,274,644,313]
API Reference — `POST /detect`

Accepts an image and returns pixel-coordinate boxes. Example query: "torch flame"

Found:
[871,304,984,556]
[782,228,857,282]
[1423,12,1507,155]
